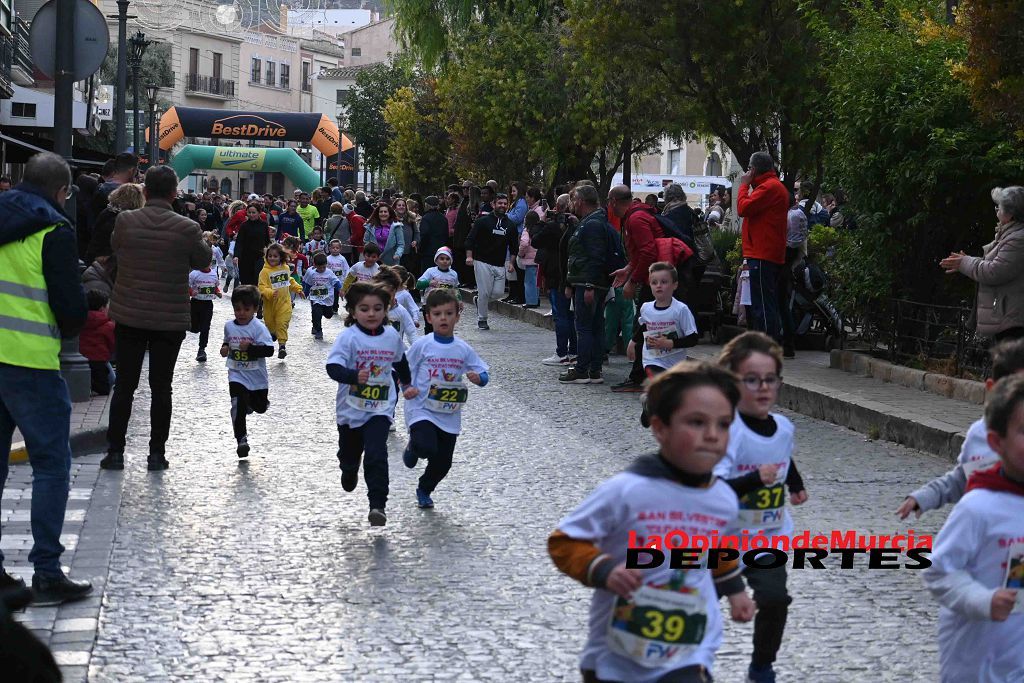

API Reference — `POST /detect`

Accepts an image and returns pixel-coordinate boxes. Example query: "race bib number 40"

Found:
[608,584,706,668]
[346,381,391,412]
[425,382,468,413]
[270,272,290,289]
[738,483,785,530]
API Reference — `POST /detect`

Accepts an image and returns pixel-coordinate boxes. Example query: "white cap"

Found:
[247,193,260,201]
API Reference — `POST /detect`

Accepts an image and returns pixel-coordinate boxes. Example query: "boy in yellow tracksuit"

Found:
[258,243,304,359]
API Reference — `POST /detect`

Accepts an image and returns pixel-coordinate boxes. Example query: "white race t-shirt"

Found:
[396,289,421,324]
[302,268,340,307]
[960,418,1000,477]
[189,269,221,301]
[558,472,739,682]
[638,300,698,370]
[326,254,350,279]
[306,239,327,255]
[924,488,1024,682]
[388,304,417,348]
[223,318,273,390]
[713,412,795,540]
[419,266,460,299]
[404,334,488,435]
[326,324,406,427]
[349,261,380,283]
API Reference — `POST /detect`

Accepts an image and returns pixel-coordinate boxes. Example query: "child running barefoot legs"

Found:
[326,282,412,527]
[549,361,754,682]
[715,332,809,683]
[220,286,275,458]
[401,289,489,508]
[258,243,304,359]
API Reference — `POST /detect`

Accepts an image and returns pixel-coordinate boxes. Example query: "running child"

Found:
[390,265,421,332]
[302,252,342,340]
[922,374,1024,681]
[549,361,754,682]
[374,267,417,348]
[342,241,381,293]
[627,261,699,427]
[326,239,351,281]
[258,243,304,359]
[714,331,808,683]
[223,237,237,292]
[189,258,223,362]
[306,226,327,256]
[416,247,460,333]
[206,230,225,275]
[281,235,309,303]
[401,289,488,509]
[220,286,276,458]
[897,338,1024,519]
[326,282,412,527]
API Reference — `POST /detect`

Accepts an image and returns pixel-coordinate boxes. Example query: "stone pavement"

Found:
[37,296,954,680]
[478,292,982,460]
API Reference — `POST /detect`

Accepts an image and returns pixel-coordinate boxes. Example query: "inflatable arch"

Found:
[170,145,322,192]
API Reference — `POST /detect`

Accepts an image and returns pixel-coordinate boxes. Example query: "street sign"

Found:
[30,0,110,81]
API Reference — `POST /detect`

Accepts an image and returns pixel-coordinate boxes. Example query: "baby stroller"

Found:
[789,256,844,351]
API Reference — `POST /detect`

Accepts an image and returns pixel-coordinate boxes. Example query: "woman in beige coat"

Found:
[941,186,1024,342]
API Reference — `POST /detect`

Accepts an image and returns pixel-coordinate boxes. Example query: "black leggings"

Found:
[190,299,214,349]
[229,382,269,440]
[337,416,391,509]
[406,421,458,494]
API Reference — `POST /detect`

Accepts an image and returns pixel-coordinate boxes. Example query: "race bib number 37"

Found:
[738,483,785,530]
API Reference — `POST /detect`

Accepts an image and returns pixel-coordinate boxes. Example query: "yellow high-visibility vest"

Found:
[0,225,61,370]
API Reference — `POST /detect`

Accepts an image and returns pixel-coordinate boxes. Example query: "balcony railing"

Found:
[11,17,33,85]
[0,34,13,99]
[186,73,235,98]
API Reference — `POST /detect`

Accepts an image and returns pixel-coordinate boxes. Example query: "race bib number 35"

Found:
[608,584,706,668]
[425,382,468,413]
[227,348,251,369]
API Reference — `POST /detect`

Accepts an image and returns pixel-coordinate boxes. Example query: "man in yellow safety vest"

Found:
[0,151,93,606]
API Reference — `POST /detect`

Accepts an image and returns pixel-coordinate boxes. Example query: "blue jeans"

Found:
[0,363,73,576]
[747,258,782,341]
[573,287,607,375]
[523,265,539,306]
[549,288,577,357]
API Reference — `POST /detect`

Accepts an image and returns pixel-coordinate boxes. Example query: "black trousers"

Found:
[742,562,792,667]
[190,299,214,349]
[509,260,525,301]
[106,325,186,457]
[337,416,391,509]
[89,361,112,395]
[311,303,336,333]
[582,664,712,682]
[229,382,269,440]
[406,421,458,494]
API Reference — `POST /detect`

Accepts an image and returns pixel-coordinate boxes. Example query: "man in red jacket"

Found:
[738,151,789,349]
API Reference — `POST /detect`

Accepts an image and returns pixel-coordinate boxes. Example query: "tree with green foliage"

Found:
[812,0,1024,316]
[383,84,458,194]
[346,56,418,173]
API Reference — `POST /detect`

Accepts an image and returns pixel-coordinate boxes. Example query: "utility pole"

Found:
[109,0,131,154]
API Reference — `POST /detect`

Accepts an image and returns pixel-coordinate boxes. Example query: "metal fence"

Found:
[849,298,990,379]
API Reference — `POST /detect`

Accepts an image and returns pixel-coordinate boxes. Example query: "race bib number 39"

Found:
[738,483,785,530]
[608,584,706,668]
[270,272,290,289]
[425,382,468,413]
[346,381,391,412]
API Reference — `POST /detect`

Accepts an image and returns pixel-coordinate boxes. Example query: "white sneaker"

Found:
[542,354,567,366]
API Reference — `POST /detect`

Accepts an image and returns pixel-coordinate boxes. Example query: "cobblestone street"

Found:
[84,297,953,681]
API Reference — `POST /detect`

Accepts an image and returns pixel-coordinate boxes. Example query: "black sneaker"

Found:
[314,331,323,341]
[278,345,287,359]
[478,320,489,330]
[99,452,124,470]
[196,349,207,363]
[0,569,25,590]
[31,573,93,606]
[783,344,796,359]
[589,370,603,384]
[610,379,644,393]
[147,454,169,471]
[340,470,358,492]
[368,508,387,526]
[237,437,250,459]
[559,368,591,384]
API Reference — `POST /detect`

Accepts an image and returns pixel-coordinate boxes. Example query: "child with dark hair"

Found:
[220,286,276,458]
[898,337,1024,519]
[258,243,304,359]
[189,257,223,363]
[401,289,488,508]
[342,241,382,293]
[80,289,115,395]
[923,373,1024,681]
[326,282,412,526]
[390,265,422,328]
[302,251,343,341]
[549,360,754,682]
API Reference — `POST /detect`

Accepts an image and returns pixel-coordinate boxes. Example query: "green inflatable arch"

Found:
[170,145,321,192]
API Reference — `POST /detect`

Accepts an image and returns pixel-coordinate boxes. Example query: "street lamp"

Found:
[146,84,160,169]
[336,111,347,188]
[107,0,134,153]
[127,30,150,157]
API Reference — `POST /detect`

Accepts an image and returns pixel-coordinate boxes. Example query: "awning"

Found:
[0,132,107,168]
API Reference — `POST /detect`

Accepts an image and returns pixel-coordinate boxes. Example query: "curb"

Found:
[829,349,986,405]
[470,288,968,460]
[9,426,108,465]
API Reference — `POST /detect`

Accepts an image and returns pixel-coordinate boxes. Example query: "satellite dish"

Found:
[29,0,110,81]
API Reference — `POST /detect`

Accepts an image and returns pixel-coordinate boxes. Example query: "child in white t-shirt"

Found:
[188,264,222,363]
[391,265,422,330]
[416,246,460,333]
[401,289,488,509]
[220,286,276,458]
[302,252,342,340]
[549,361,754,682]
[342,241,382,294]
[923,374,1024,682]
[326,239,351,281]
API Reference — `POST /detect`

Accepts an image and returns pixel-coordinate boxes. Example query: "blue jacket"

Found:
[507,197,529,234]
[0,183,87,337]
[566,209,612,290]
[276,212,304,240]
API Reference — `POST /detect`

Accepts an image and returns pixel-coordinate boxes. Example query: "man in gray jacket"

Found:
[101,166,211,472]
